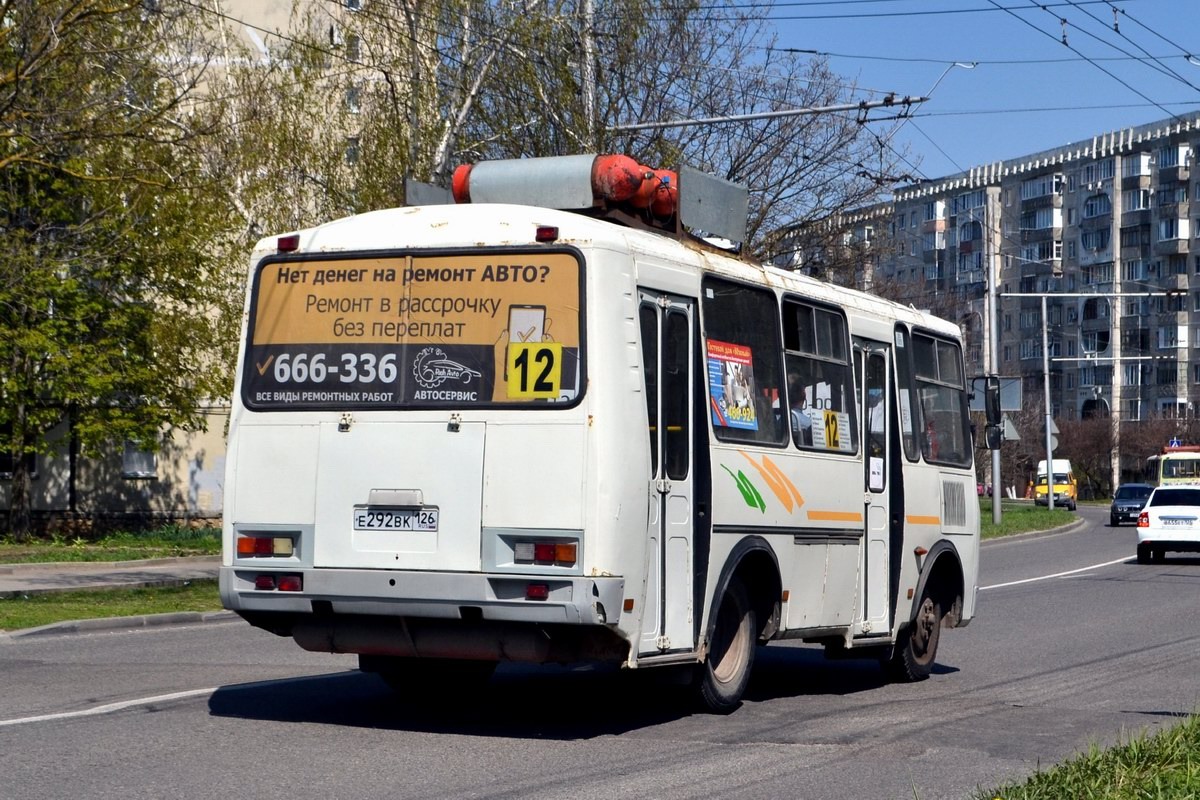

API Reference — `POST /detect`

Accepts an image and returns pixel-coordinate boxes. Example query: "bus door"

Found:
[857,341,892,635]
[638,291,696,655]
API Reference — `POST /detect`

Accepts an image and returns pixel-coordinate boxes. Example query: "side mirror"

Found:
[984,375,1001,426]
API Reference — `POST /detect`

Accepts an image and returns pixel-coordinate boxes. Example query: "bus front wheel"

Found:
[696,578,756,714]
[884,589,942,682]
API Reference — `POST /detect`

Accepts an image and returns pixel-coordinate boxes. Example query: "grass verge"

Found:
[976,714,1200,799]
[979,499,1075,540]
[0,525,220,564]
[0,579,221,632]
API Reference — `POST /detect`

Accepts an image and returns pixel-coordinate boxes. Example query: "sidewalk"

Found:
[0,556,220,598]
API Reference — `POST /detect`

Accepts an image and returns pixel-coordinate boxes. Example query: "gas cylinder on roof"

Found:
[649,169,678,220]
[451,154,672,213]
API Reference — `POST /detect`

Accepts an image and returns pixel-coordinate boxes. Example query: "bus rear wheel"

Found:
[696,578,756,714]
[884,590,942,682]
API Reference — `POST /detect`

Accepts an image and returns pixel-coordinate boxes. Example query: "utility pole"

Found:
[985,198,1001,524]
[1042,295,1056,510]
[579,0,597,148]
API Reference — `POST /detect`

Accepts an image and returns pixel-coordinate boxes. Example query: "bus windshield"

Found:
[242,250,583,411]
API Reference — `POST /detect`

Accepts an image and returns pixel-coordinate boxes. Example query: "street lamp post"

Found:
[986,201,1001,524]
[1042,295,1056,510]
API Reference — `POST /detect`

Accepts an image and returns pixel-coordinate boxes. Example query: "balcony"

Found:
[1020,227,1058,244]
[1019,193,1060,210]
[1157,200,1190,218]
[1155,238,1190,256]
[1159,165,1190,184]
[1121,174,1151,190]
[1080,212,1113,231]
[1121,209,1151,227]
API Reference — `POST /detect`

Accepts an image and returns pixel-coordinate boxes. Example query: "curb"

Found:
[0,610,238,641]
[0,576,217,600]
[981,514,1087,545]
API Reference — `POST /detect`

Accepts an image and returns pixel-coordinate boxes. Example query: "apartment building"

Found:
[794,114,1200,440]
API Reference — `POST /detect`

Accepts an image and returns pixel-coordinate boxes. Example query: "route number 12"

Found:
[507,342,563,399]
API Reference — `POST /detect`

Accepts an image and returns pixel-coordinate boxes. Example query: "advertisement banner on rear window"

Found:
[243,251,583,409]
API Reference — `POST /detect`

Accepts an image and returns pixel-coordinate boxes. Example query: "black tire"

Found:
[1110,515,1119,527]
[1152,547,1167,563]
[885,589,942,682]
[1136,543,1151,564]
[360,655,497,696]
[696,578,756,714]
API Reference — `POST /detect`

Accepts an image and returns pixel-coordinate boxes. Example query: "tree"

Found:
[0,0,233,538]
[224,0,903,256]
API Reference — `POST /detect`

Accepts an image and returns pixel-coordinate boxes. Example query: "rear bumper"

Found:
[220,566,625,626]
[1137,529,1200,547]
[220,566,628,664]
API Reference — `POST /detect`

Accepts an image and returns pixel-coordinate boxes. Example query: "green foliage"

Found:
[977,714,1200,799]
[0,526,220,562]
[0,1,237,537]
[0,579,221,631]
[979,500,1076,540]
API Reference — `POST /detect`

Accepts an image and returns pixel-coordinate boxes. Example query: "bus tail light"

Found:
[254,574,303,592]
[526,583,549,600]
[515,540,577,566]
[278,575,303,592]
[237,535,295,557]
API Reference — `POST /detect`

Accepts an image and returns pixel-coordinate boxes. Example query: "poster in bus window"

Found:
[707,339,758,431]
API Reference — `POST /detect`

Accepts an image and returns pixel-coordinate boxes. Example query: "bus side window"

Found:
[702,277,787,447]
[782,298,856,454]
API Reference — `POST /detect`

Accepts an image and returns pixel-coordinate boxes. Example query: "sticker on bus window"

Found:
[506,342,563,399]
[707,340,758,431]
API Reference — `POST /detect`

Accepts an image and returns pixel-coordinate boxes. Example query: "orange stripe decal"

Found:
[806,510,863,523]
[739,451,805,514]
[906,515,941,526]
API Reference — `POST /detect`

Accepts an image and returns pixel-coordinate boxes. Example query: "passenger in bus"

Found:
[791,387,813,447]
[923,418,939,461]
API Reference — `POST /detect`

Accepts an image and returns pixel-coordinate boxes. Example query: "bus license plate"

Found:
[353,507,439,532]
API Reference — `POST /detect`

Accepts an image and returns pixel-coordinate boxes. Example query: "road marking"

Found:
[0,688,216,728]
[981,555,1131,591]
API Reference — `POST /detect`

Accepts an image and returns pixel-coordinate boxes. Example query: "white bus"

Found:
[220,155,980,712]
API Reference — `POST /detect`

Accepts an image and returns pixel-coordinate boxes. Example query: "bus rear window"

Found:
[242,250,583,410]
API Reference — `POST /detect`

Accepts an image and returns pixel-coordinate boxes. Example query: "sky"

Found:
[762,0,1200,182]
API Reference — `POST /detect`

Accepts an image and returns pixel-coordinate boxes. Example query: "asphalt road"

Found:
[1,504,1196,800]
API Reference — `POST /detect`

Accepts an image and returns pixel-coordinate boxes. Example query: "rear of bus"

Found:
[219,204,639,669]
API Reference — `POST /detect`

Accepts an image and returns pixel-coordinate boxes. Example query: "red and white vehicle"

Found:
[1136,486,1200,563]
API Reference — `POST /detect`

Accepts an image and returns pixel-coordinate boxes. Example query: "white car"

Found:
[1136,486,1200,563]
